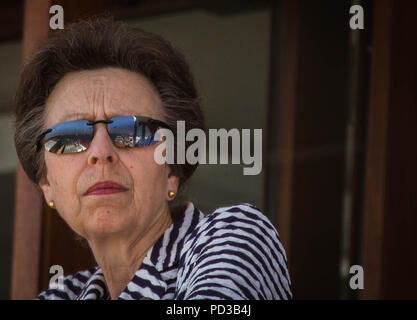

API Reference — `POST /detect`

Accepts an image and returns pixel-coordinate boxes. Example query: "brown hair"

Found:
[14,16,205,219]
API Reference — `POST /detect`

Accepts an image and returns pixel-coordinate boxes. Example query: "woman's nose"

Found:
[87,123,119,166]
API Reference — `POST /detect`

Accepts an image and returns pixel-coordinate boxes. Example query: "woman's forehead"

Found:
[44,68,163,126]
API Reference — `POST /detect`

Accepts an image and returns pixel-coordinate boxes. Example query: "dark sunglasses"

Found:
[36,115,171,154]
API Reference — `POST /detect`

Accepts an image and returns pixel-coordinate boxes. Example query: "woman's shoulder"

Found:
[36,266,98,300]
[184,202,287,255]
[192,203,284,243]
[176,203,292,299]
[208,202,274,223]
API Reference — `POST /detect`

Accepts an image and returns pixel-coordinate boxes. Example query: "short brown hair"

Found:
[14,16,205,219]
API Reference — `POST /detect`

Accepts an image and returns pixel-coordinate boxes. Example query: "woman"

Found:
[14,17,292,300]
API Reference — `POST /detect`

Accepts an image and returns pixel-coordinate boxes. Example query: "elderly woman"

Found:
[13,18,291,300]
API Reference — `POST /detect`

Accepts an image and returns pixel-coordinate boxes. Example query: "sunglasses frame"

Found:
[36,115,171,153]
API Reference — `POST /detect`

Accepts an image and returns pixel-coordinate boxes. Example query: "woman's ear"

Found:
[38,171,53,204]
[166,167,179,201]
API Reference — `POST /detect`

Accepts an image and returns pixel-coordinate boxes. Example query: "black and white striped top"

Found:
[37,203,292,300]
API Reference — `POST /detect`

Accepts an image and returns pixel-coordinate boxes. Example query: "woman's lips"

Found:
[86,188,127,196]
[84,181,128,196]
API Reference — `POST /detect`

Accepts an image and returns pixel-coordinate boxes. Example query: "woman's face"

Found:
[39,67,178,241]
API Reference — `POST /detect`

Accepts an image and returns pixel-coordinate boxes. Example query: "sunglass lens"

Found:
[107,116,159,148]
[136,122,158,146]
[107,116,136,148]
[44,120,93,154]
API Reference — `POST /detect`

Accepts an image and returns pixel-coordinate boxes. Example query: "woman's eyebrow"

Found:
[57,112,146,123]
[57,112,93,122]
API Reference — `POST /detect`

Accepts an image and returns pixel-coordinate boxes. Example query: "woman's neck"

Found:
[87,209,172,300]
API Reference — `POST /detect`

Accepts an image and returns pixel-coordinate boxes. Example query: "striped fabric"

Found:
[37,202,292,300]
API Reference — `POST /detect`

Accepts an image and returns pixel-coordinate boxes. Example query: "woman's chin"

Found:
[85,211,130,237]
